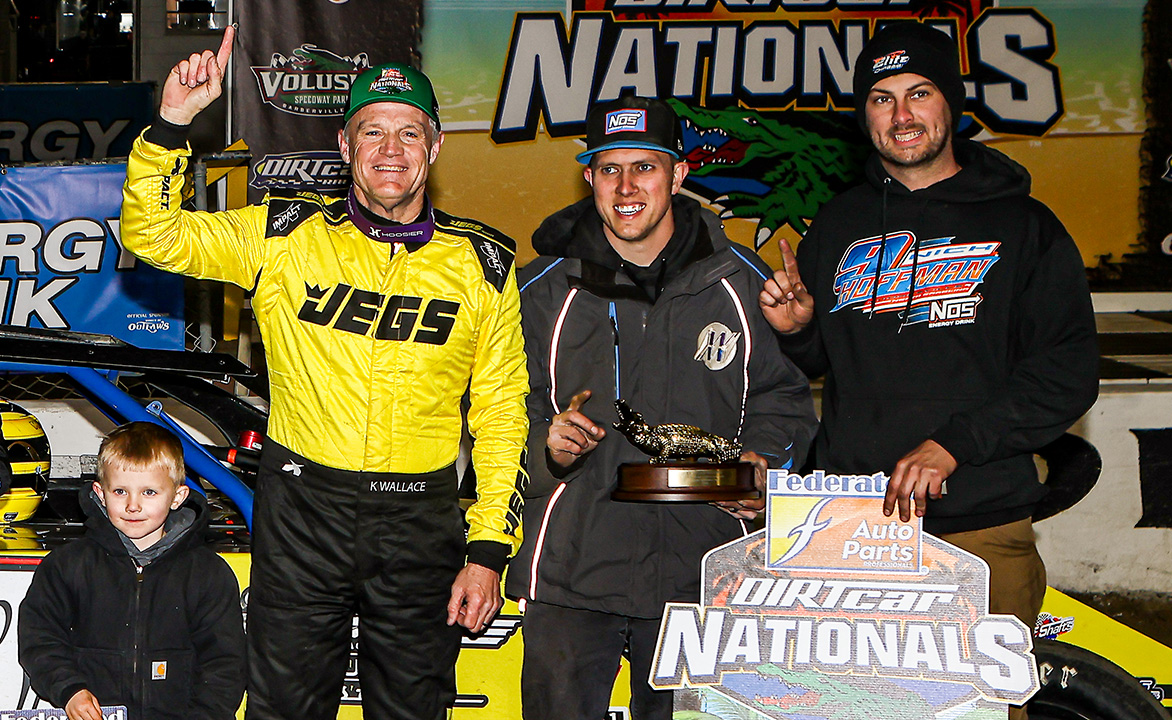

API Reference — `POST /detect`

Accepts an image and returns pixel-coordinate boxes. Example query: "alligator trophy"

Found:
[610,399,758,503]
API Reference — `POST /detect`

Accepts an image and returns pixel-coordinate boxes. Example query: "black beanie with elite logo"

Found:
[852,23,966,134]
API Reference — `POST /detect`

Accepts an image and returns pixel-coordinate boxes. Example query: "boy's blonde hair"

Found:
[97,422,186,488]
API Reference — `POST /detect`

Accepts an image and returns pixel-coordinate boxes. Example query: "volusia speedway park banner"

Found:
[230,0,424,202]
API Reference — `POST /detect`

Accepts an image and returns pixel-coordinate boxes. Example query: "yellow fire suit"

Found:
[120,132,528,553]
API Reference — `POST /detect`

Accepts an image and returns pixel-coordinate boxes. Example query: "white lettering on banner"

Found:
[653,605,1033,696]
[0,277,77,327]
[0,218,124,329]
[105,218,137,271]
[0,220,108,274]
[0,120,131,162]
[492,10,1062,142]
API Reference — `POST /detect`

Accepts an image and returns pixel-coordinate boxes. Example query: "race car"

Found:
[0,326,1165,720]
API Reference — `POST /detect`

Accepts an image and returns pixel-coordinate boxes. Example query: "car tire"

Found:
[1028,639,1169,720]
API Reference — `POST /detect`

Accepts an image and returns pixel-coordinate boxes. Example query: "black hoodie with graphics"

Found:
[19,488,246,720]
[777,138,1099,534]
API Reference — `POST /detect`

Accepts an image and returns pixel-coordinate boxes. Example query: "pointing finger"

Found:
[216,24,236,69]
[567,390,592,413]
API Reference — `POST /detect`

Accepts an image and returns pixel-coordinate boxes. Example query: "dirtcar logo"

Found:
[251,44,369,117]
[605,109,646,134]
[252,151,349,192]
[832,232,1000,327]
[873,50,910,74]
[369,66,413,95]
[649,470,1041,717]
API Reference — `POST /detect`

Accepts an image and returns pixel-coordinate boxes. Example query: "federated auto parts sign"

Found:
[651,470,1039,718]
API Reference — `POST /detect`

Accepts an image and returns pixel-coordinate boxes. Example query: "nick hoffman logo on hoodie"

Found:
[832,232,1000,328]
[252,44,369,116]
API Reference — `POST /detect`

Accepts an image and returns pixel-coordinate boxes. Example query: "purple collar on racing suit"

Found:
[346,187,435,245]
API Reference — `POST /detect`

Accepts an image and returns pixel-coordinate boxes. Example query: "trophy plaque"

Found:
[610,400,759,502]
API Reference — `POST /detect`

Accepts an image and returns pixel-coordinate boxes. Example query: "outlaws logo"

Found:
[251,44,369,117]
[832,232,1000,328]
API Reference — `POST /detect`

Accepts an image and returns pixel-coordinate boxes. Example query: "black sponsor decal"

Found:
[298,283,459,345]
[1133,427,1172,528]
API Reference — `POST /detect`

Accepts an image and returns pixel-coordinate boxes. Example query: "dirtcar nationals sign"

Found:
[652,470,1039,718]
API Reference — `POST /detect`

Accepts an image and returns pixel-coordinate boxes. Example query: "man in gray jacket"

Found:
[508,96,817,720]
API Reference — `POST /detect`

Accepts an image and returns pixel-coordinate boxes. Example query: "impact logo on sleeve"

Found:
[251,44,369,117]
[832,232,1000,328]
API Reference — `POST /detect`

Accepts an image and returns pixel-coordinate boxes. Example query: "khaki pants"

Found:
[939,517,1044,720]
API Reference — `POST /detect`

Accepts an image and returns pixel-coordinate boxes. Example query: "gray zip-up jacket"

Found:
[506,196,816,618]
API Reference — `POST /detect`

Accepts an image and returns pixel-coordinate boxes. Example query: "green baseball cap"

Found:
[345,63,441,129]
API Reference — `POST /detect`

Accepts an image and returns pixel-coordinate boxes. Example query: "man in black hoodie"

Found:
[760,23,1099,632]
[510,96,817,719]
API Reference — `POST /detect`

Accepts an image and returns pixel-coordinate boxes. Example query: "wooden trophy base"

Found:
[611,461,758,502]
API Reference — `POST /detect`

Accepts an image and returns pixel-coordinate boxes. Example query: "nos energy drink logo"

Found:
[251,44,369,117]
[605,109,646,134]
[252,151,349,192]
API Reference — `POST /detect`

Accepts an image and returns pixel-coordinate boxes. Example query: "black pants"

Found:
[521,601,673,720]
[245,444,465,720]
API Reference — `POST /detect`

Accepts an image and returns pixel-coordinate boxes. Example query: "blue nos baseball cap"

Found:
[575,96,684,164]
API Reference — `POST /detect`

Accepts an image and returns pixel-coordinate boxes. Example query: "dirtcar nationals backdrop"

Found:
[228,0,1156,283]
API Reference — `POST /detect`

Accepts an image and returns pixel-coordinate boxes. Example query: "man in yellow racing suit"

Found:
[119,28,528,720]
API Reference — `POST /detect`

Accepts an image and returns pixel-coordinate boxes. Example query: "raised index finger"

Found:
[778,237,801,284]
[215,24,236,68]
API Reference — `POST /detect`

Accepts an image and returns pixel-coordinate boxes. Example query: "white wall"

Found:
[1037,383,1172,594]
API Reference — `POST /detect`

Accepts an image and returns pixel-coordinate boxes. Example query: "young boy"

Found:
[19,422,246,720]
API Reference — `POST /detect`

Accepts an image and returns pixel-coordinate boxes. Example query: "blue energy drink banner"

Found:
[0,83,153,164]
[0,163,184,349]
